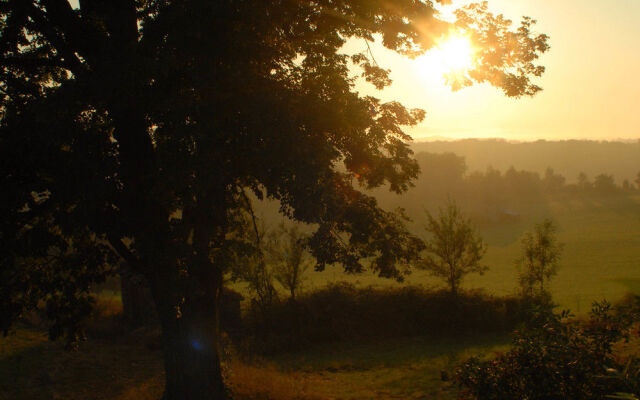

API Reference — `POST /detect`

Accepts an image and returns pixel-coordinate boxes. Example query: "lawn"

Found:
[1,325,508,400]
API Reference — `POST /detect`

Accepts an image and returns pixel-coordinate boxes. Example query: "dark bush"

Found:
[241,282,529,354]
[456,301,636,400]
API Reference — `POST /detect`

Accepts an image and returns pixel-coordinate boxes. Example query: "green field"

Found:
[272,193,640,315]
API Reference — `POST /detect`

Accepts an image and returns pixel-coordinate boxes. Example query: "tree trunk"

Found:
[120,263,157,325]
[151,268,227,400]
[449,267,457,297]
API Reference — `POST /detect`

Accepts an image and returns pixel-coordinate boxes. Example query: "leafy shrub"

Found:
[456,301,635,400]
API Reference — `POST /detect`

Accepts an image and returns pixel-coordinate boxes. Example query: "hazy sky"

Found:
[354,0,640,141]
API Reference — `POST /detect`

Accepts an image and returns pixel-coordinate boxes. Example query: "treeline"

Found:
[413,151,640,200]
[369,151,640,228]
[412,139,640,184]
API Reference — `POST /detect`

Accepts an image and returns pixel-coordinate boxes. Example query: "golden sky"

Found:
[354,0,640,142]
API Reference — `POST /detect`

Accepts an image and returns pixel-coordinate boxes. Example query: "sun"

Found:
[414,34,475,80]
[437,35,474,71]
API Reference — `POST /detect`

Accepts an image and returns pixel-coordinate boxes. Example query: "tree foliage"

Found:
[0,0,549,398]
[517,219,563,297]
[594,173,618,193]
[266,222,314,301]
[420,200,487,295]
[457,302,634,400]
[450,2,549,95]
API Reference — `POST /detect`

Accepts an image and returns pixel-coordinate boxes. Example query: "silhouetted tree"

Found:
[543,167,566,193]
[635,172,640,190]
[517,219,563,297]
[594,174,618,193]
[228,209,279,311]
[0,1,549,398]
[577,172,592,191]
[267,223,313,301]
[420,201,488,296]
[504,166,543,198]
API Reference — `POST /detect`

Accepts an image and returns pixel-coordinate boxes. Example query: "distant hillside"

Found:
[411,139,640,183]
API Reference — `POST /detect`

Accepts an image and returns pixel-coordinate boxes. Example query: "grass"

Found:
[0,326,164,400]
[0,325,509,400]
[261,334,510,400]
[244,193,640,316]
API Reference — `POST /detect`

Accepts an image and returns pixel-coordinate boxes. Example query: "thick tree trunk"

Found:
[153,270,227,400]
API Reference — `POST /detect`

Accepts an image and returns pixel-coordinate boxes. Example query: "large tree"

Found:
[0,1,549,398]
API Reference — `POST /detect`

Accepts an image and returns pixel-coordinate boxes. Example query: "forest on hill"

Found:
[412,139,640,184]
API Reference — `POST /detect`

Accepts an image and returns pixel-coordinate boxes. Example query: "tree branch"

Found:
[107,234,146,274]
[1,56,70,70]
[38,0,105,67]
[22,2,86,74]
[240,189,262,248]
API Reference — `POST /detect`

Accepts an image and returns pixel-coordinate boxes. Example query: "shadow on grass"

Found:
[0,326,164,400]
[268,332,510,372]
[234,333,511,400]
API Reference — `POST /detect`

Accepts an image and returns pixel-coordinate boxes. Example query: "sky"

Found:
[353,0,640,142]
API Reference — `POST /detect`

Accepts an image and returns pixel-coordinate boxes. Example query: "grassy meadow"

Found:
[1,321,509,400]
[289,193,640,315]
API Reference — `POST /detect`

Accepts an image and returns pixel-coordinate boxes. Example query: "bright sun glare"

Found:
[415,34,475,80]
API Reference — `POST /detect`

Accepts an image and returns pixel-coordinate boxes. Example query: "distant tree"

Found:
[466,166,505,206]
[543,167,566,193]
[504,166,542,197]
[577,172,592,191]
[420,201,488,296]
[635,172,640,190]
[414,152,467,198]
[517,219,563,297]
[594,174,618,193]
[266,223,314,301]
[622,179,631,191]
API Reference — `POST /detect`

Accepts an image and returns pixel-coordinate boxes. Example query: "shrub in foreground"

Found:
[456,301,637,400]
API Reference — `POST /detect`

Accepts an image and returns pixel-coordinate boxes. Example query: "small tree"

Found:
[420,201,488,296]
[228,210,279,311]
[577,172,592,191]
[266,223,314,301]
[517,219,563,297]
[594,173,618,193]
